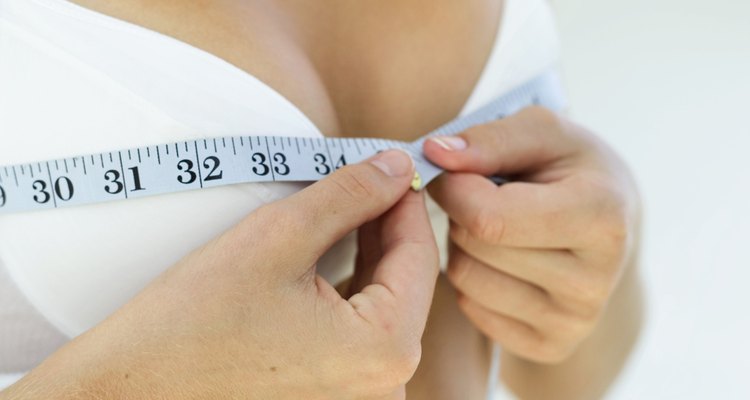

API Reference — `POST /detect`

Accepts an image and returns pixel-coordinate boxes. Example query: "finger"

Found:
[446,245,551,326]
[450,228,614,319]
[457,295,563,364]
[349,191,439,338]
[350,219,384,296]
[235,149,415,277]
[423,106,581,176]
[428,172,602,248]
[449,222,580,292]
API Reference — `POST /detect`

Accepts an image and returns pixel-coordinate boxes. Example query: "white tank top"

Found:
[0,0,561,388]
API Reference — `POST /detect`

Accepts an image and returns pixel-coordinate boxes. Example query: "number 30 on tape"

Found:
[0,71,566,215]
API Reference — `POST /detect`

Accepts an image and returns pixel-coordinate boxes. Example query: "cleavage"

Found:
[69,0,503,140]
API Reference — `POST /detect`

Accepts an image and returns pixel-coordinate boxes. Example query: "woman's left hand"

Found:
[423,106,640,363]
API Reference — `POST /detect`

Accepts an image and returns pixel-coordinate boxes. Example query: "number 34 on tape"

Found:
[0,71,566,215]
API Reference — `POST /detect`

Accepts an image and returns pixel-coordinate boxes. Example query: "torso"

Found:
[70,0,503,139]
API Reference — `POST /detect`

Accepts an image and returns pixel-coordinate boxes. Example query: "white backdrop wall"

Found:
[551,0,750,398]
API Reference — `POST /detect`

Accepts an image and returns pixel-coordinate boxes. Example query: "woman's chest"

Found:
[70,0,503,140]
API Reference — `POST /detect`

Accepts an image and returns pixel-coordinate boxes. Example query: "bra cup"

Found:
[0,5,322,336]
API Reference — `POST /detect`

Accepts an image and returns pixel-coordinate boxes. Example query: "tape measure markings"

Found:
[0,71,565,215]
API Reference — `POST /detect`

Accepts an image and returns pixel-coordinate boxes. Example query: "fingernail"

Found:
[430,136,467,151]
[370,149,415,177]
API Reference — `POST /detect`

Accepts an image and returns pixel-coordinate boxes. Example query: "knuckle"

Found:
[547,309,597,342]
[448,223,472,247]
[506,307,593,364]
[520,106,566,136]
[351,293,421,389]
[365,342,422,392]
[391,344,422,384]
[582,273,610,302]
[558,272,611,313]
[359,286,400,330]
[467,207,505,244]
[584,175,633,257]
[502,328,573,365]
[596,205,630,249]
[532,338,576,364]
[528,295,557,322]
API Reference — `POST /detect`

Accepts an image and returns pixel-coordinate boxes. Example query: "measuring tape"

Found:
[0,71,565,215]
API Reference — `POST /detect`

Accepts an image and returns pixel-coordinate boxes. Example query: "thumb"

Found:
[245,149,416,278]
[422,106,580,176]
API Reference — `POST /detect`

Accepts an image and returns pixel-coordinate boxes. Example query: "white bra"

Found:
[0,0,561,383]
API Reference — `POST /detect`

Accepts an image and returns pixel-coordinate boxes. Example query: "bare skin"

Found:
[3,0,643,399]
[67,0,502,140]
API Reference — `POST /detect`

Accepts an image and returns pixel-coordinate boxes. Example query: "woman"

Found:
[0,0,643,398]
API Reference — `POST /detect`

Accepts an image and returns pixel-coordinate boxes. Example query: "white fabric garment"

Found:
[0,0,561,392]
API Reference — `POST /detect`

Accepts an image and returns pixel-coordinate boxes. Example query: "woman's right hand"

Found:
[3,150,439,400]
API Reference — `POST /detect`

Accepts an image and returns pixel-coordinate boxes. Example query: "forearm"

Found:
[500,253,644,400]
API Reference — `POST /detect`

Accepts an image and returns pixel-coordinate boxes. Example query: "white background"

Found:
[1,0,748,396]
[552,0,750,398]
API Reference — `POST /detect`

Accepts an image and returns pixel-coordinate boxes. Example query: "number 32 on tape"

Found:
[0,71,566,215]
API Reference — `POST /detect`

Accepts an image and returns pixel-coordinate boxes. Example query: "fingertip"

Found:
[430,136,468,151]
[422,138,448,165]
[369,149,415,179]
[423,137,470,171]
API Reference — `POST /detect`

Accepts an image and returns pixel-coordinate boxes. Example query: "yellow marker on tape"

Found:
[0,71,564,215]
[411,171,422,191]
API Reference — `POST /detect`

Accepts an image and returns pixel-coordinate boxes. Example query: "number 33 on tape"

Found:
[0,71,566,215]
